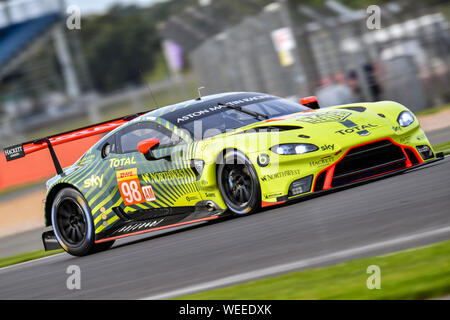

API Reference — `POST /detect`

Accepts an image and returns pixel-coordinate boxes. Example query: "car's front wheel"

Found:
[217,150,261,215]
[51,188,114,256]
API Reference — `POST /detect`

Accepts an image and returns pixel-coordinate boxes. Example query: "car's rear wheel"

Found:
[51,188,114,256]
[217,150,261,215]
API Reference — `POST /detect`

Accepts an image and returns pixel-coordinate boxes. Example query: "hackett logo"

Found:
[5,147,21,155]
[4,144,25,161]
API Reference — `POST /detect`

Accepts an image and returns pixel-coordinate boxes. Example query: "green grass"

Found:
[417,104,450,116]
[0,249,64,269]
[176,240,450,300]
[434,141,450,155]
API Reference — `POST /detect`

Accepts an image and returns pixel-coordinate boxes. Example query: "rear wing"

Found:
[3,112,146,175]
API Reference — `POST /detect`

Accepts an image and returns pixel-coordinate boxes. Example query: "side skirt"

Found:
[95,202,225,243]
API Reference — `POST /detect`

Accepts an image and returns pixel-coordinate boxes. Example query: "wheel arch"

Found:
[214,147,262,214]
[45,183,83,227]
[214,147,253,175]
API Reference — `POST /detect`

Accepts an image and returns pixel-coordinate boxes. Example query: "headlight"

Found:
[271,143,318,155]
[397,111,415,127]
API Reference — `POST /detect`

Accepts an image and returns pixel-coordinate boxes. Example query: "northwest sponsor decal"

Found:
[310,156,334,167]
[114,219,164,235]
[261,169,301,182]
[83,175,104,189]
[142,168,191,182]
[4,144,25,161]
[296,110,351,124]
[109,156,137,168]
[335,124,378,135]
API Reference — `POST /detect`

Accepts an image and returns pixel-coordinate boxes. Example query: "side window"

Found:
[118,122,179,154]
[98,135,117,158]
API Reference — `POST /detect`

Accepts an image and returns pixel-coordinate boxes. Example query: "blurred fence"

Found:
[190,1,450,112]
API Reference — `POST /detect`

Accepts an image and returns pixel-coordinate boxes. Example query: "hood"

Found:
[219,105,402,154]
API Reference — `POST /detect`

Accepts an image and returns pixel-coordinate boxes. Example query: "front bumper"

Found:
[270,151,444,206]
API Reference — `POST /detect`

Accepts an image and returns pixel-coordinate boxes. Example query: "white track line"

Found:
[0,252,65,272]
[142,225,450,300]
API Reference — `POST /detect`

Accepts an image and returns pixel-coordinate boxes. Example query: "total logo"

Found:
[335,124,378,135]
[109,156,137,168]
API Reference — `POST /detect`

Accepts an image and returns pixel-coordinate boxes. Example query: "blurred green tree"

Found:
[80,5,160,92]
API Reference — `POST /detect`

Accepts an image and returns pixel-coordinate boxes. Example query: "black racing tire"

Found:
[217,150,261,215]
[51,188,115,256]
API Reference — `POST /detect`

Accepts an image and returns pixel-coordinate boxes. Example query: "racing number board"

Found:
[116,168,156,206]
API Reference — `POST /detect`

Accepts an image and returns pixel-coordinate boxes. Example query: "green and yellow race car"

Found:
[4,92,443,256]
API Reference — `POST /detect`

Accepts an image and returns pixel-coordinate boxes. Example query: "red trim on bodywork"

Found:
[95,216,220,243]
[22,119,130,155]
[300,96,318,105]
[312,137,423,191]
[261,200,286,208]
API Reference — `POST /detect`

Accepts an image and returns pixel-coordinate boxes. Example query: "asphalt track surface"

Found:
[0,157,449,299]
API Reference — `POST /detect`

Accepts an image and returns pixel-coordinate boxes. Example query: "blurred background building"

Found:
[0,0,449,151]
[0,0,93,140]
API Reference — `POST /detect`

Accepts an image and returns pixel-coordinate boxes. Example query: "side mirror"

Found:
[138,138,160,160]
[300,96,320,109]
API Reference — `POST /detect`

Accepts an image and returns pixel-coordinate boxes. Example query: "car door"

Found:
[112,121,202,220]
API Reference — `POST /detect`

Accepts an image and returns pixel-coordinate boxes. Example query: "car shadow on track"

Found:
[107,157,447,253]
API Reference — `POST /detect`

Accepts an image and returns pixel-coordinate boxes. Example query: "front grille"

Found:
[332,140,407,187]
[314,171,327,191]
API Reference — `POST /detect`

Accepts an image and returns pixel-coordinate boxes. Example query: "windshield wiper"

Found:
[218,102,269,120]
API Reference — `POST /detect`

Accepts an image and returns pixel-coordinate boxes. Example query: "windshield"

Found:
[177,97,308,140]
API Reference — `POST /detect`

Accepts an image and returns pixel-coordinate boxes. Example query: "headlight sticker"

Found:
[257,153,270,167]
